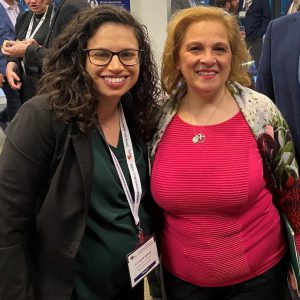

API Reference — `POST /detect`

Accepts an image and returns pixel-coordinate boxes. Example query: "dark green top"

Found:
[73,129,152,300]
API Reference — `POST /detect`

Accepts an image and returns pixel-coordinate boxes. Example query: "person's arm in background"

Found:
[1,39,38,58]
[256,20,275,101]
[6,61,21,90]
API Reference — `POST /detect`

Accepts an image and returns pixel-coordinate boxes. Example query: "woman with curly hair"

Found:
[0,5,161,300]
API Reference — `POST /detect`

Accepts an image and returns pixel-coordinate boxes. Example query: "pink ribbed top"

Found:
[151,112,286,287]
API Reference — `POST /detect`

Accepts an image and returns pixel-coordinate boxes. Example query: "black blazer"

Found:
[0,94,154,300]
[0,96,89,299]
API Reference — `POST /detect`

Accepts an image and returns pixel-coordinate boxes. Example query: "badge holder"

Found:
[127,234,159,288]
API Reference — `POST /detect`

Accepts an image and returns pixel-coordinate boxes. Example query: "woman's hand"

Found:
[6,62,22,90]
[1,39,38,58]
[0,73,4,88]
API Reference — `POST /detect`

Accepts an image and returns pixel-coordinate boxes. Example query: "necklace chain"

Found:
[187,89,227,144]
[34,14,42,23]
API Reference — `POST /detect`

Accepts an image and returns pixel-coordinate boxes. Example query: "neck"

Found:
[184,86,227,111]
[97,102,120,124]
[4,0,15,5]
[98,102,121,148]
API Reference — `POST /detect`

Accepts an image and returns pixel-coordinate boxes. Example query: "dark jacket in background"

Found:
[238,0,271,42]
[256,12,300,162]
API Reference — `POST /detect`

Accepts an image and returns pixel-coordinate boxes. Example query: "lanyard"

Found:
[242,0,252,11]
[25,5,55,40]
[106,105,143,226]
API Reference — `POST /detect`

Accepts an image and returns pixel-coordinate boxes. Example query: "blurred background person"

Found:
[0,0,22,128]
[214,0,239,15]
[287,0,300,14]
[0,5,161,300]
[3,0,55,103]
[238,0,271,71]
[171,0,212,16]
[2,0,89,104]
[151,6,300,300]
[256,11,300,163]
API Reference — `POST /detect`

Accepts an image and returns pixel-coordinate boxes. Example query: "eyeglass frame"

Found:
[84,48,144,66]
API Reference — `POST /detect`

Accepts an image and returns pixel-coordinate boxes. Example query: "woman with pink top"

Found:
[150,6,300,300]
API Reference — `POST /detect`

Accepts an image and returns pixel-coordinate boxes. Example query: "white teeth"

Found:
[198,71,215,76]
[103,77,125,83]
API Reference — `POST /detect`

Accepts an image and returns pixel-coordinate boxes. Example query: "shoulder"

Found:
[231,82,285,136]
[13,95,53,121]
[54,0,89,29]
[59,0,90,12]
[233,82,279,113]
[6,95,63,144]
[270,12,298,28]
[5,95,69,165]
[16,10,31,22]
[15,10,32,29]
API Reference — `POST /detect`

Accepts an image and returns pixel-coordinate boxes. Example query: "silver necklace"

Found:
[33,11,46,23]
[187,89,227,144]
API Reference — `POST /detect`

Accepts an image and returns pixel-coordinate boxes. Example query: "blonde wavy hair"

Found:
[161,6,251,96]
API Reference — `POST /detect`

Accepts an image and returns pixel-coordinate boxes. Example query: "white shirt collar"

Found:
[0,0,17,10]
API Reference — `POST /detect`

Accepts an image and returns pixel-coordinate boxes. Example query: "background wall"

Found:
[130,0,170,72]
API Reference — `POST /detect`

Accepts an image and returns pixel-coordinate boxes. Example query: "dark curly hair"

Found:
[38,5,161,142]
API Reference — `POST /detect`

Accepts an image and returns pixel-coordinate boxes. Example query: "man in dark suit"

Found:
[238,0,271,69]
[0,0,22,126]
[256,12,300,162]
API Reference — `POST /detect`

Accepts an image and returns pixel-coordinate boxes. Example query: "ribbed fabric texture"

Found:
[151,112,286,287]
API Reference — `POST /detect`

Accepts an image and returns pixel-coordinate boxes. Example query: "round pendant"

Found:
[192,133,205,144]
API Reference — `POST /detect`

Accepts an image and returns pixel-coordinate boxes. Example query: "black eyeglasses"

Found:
[84,48,143,66]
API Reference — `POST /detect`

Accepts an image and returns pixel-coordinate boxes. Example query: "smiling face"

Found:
[25,0,48,14]
[85,22,140,104]
[177,20,232,95]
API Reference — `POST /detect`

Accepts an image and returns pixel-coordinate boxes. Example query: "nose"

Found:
[200,50,216,66]
[106,54,124,71]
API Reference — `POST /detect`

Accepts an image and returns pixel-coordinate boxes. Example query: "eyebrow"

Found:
[185,41,230,47]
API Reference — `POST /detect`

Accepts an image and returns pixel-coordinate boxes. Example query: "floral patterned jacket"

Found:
[151,81,300,237]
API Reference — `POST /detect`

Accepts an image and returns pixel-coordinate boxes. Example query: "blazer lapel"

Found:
[72,133,92,211]
[285,14,300,99]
